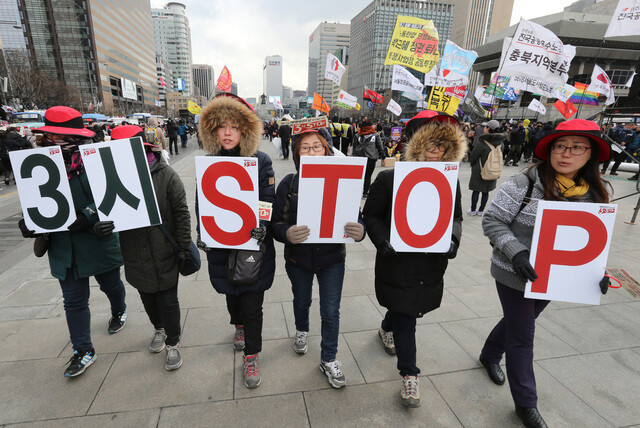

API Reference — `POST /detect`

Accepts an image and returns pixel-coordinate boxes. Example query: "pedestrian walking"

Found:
[277,117,292,160]
[144,116,167,151]
[468,119,506,215]
[166,119,179,155]
[479,119,612,428]
[0,127,31,184]
[353,119,385,198]
[177,120,189,148]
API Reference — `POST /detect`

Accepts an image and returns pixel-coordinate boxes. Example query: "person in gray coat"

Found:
[468,120,506,215]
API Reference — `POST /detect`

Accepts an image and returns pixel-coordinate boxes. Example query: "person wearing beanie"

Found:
[479,119,612,428]
[19,106,126,378]
[468,119,507,215]
[196,94,276,389]
[353,119,385,197]
[363,110,466,408]
[145,116,167,151]
[271,127,366,389]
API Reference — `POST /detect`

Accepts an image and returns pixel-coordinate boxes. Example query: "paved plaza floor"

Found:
[1,136,640,427]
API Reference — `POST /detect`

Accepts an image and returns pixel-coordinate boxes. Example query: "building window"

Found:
[610,69,634,85]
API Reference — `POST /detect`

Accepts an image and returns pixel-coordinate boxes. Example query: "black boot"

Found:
[479,354,505,385]
[515,406,548,428]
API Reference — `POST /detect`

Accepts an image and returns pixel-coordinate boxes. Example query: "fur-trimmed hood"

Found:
[403,121,467,162]
[197,96,262,157]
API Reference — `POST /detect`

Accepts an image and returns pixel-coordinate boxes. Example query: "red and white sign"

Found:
[290,116,330,135]
[444,85,466,100]
[296,156,367,243]
[390,162,459,253]
[196,156,259,250]
[525,200,617,305]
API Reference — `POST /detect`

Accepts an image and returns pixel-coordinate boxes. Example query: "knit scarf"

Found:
[359,125,377,136]
[555,173,590,198]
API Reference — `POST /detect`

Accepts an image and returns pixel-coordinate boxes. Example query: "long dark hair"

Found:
[532,138,611,203]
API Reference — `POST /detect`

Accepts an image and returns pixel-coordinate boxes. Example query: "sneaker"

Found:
[108,310,127,334]
[64,349,96,377]
[610,172,618,176]
[293,330,308,354]
[378,327,396,355]
[512,163,519,167]
[233,325,245,351]
[165,343,182,371]
[467,210,477,216]
[400,375,421,407]
[319,360,346,389]
[476,211,484,216]
[149,329,167,353]
[243,354,261,388]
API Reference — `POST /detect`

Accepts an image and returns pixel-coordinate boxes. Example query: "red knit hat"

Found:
[35,106,95,138]
[535,119,609,162]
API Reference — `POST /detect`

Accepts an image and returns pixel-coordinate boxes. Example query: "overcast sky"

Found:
[150,0,578,99]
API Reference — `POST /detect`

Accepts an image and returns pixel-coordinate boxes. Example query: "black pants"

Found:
[363,157,377,196]
[226,292,264,355]
[169,136,178,154]
[507,144,522,165]
[138,285,181,346]
[471,191,489,212]
[609,150,626,174]
[382,310,419,377]
[340,137,351,155]
[281,137,290,159]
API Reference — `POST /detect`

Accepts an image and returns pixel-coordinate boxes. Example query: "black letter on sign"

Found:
[20,154,70,230]
[98,147,141,215]
[130,137,161,225]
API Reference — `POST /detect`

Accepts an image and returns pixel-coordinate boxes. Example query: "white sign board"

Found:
[525,200,617,305]
[297,156,367,243]
[80,137,162,232]
[390,162,459,253]
[121,78,137,100]
[196,156,259,250]
[10,146,76,233]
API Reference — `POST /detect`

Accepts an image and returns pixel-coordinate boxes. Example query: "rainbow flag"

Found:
[569,82,599,106]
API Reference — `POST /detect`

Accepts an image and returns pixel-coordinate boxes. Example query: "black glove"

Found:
[599,275,610,295]
[445,240,459,259]
[250,224,267,245]
[196,238,208,251]
[93,220,115,237]
[68,213,90,233]
[512,250,538,282]
[378,240,397,258]
[177,247,190,270]
[18,218,37,238]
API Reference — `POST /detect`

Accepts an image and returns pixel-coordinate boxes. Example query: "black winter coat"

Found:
[363,169,463,318]
[271,173,365,272]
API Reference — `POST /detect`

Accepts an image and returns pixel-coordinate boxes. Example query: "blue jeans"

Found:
[180,134,188,147]
[59,267,126,352]
[286,261,345,362]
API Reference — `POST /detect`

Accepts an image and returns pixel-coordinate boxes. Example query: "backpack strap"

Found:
[517,173,535,215]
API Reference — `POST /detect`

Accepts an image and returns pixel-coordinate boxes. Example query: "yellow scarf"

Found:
[555,173,590,198]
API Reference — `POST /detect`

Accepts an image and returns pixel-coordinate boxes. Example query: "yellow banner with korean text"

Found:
[384,15,440,74]
[427,86,461,116]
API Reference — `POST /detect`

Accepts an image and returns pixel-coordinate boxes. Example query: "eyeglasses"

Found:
[299,144,325,154]
[551,144,591,156]
[427,143,446,153]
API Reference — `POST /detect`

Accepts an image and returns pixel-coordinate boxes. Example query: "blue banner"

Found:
[440,40,478,77]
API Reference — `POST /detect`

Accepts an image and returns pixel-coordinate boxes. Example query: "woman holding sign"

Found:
[480,119,612,428]
[363,110,466,407]
[197,94,276,389]
[271,127,366,389]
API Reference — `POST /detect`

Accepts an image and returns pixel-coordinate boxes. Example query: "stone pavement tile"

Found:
[89,345,233,414]
[233,335,365,399]
[536,302,640,353]
[344,250,375,271]
[263,274,298,303]
[282,294,382,336]
[341,268,376,297]
[344,323,478,383]
[0,318,70,362]
[0,278,61,307]
[634,347,640,355]
[443,265,479,287]
[0,268,50,300]
[304,377,462,427]
[11,255,51,271]
[431,363,612,428]
[0,304,58,322]
[607,253,640,278]
[441,316,579,362]
[158,393,309,427]
[7,409,160,427]
[457,242,494,263]
[181,302,288,347]
[416,289,478,325]
[448,283,504,318]
[537,349,640,427]
[448,259,495,286]
[177,280,228,308]
[0,353,116,425]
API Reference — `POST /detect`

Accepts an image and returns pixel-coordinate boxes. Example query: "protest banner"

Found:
[525,200,617,305]
[554,100,577,119]
[587,65,615,105]
[425,40,477,87]
[391,126,402,141]
[10,146,76,233]
[553,83,577,103]
[289,116,330,135]
[188,100,202,115]
[325,52,346,85]
[390,161,459,252]
[312,92,330,114]
[391,64,424,97]
[444,85,466,101]
[196,157,260,250]
[528,98,547,114]
[363,85,383,104]
[297,156,367,243]
[604,0,640,38]
[337,90,358,108]
[384,15,439,74]
[428,86,462,115]
[402,91,424,101]
[216,65,232,92]
[80,137,161,232]
[460,91,487,118]
[387,98,403,116]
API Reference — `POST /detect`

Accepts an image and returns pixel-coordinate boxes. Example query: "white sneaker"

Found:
[293,330,308,354]
[378,327,396,355]
[319,360,346,388]
[401,375,420,407]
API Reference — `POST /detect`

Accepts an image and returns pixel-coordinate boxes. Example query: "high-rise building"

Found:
[449,0,513,51]
[230,82,238,96]
[307,22,350,105]
[192,64,214,99]
[152,2,193,95]
[157,56,174,107]
[263,55,283,100]
[348,0,453,107]
[0,0,26,51]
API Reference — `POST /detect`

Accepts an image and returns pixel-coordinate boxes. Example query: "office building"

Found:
[263,55,283,100]
[0,0,26,51]
[231,82,238,96]
[307,22,351,105]
[157,56,174,107]
[449,0,513,51]
[192,64,214,99]
[152,2,194,95]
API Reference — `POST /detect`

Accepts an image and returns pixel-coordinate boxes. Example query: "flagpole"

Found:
[576,40,605,119]
[489,29,518,119]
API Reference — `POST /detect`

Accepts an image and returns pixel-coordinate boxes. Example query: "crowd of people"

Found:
[8,94,633,427]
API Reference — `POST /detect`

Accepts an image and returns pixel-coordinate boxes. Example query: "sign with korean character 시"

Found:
[10,146,76,233]
[384,15,440,74]
[80,137,162,232]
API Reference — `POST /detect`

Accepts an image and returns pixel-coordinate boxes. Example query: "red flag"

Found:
[217,66,232,93]
[554,100,577,119]
[159,77,166,87]
[312,92,330,113]
[363,85,383,105]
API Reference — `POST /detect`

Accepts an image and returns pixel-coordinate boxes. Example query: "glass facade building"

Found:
[0,0,26,51]
[192,64,214,99]
[307,22,350,105]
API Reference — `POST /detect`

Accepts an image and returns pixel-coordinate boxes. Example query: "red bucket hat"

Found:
[35,106,95,138]
[535,119,609,162]
[111,125,161,151]
[404,110,459,138]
